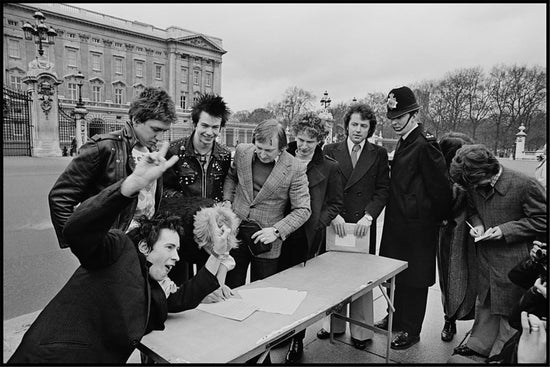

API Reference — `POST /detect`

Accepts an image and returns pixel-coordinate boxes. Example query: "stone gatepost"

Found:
[22,57,63,157]
[515,123,527,160]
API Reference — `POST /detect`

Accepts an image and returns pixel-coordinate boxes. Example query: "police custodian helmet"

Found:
[386,86,421,119]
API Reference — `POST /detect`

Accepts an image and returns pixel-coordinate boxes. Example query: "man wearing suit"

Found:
[449,144,547,359]
[316,103,390,350]
[377,86,453,350]
[223,119,311,288]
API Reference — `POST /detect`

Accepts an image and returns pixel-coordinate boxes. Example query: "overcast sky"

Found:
[70,3,546,112]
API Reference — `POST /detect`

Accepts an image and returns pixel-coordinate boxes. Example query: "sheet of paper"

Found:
[196,298,258,321]
[237,287,307,315]
[326,223,370,253]
[474,232,492,242]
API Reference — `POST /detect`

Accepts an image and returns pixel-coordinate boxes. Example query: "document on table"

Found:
[197,298,259,321]
[326,223,370,253]
[237,287,307,315]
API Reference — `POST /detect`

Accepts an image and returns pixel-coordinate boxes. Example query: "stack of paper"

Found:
[237,287,307,315]
[197,298,258,321]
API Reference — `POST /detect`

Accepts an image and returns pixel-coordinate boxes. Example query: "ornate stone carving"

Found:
[102,39,113,47]
[78,33,90,42]
[125,43,135,51]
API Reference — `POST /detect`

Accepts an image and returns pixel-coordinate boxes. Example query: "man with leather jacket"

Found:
[48,87,177,248]
[161,93,232,285]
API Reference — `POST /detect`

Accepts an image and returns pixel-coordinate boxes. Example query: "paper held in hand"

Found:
[474,232,492,242]
[326,223,370,253]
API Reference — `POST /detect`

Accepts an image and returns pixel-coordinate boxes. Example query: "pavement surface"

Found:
[3,156,542,363]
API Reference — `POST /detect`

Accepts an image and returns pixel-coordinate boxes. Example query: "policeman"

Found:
[376,86,452,350]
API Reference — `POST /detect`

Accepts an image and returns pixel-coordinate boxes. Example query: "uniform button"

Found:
[116,159,120,163]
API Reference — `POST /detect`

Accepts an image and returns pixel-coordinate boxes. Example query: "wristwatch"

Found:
[273,228,281,238]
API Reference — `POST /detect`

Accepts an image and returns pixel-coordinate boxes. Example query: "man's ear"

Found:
[138,240,150,255]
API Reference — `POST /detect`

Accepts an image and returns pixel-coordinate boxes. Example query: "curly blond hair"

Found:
[193,204,240,253]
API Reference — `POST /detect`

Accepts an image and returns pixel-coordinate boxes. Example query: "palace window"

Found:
[67,49,77,67]
[9,75,23,90]
[155,64,163,80]
[180,93,187,109]
[193,70,200,85]
[135,61,144,77]
[114,57,123,75]
[67,83,78,101]
[91,53,101,71]
[91,85,102,102]
[181,67,188,83]
[8,39,20,58]
[114,87,124,104]
[205,72,212,87]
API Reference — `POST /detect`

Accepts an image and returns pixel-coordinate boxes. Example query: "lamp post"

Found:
[22,11,57,57]
[320,90,331,110]
[72,71,88,151]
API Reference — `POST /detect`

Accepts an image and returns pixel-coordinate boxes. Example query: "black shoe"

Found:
[374,315,389,330]
[441,320,457,342]
[453,345,480,356]
[351,337,368,350]
[374,315,398,331]
[285,338,303,363]
[316,328,344,340]
[390,331,420,350]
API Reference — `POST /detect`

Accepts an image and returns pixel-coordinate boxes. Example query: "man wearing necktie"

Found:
[318,104,390,350]
[377,86,452,350]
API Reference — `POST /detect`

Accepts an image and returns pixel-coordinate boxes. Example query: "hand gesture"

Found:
[121,142,178,197]
[212,221,231,255]
[251,227,278,244]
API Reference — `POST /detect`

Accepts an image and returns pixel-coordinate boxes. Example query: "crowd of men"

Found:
[7,85,547,364]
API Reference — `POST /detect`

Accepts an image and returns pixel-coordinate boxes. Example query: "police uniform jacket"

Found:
[163,132,231,202]
[48,121,162,248]
[380,125,452,287]
[323,138,390,251]
[9,180,219,364]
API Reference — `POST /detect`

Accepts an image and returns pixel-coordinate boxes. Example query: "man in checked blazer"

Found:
[317,103,390,350]
[223,119,311,288]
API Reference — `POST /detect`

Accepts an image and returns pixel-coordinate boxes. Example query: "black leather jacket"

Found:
[162,132,231,202]
[48,121,163,248]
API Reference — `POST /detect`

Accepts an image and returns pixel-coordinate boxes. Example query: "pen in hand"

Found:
[465,221,480,237]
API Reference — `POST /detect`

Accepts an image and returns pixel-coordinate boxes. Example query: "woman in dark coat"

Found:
[437,132,477,342]
[278,112,343,363]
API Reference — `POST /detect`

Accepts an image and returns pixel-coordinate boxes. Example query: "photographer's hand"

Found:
[517,311,547,364]
[534,277,547,299]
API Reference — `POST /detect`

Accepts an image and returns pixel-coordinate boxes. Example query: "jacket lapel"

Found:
[346,142,376,190]
[238,146,255,204]
[333,142,352,182]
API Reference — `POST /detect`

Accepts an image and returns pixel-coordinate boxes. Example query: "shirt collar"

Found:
[401,123,419,141]
[347,137,365,154]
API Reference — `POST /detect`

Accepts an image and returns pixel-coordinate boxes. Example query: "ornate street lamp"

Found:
[22,11,57,57]
[320,90,331,110]
[71,71,88,151]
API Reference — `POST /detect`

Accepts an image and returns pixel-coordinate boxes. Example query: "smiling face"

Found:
[140,228,180,281]
[133,119,171,150]
[193,111,222,150]
[347,113,370,144]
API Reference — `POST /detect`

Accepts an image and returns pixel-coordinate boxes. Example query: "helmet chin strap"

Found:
[393,113,414,133]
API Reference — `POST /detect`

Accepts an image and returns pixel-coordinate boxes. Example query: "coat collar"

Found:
[288,141,326,187]
[183,131,227,160]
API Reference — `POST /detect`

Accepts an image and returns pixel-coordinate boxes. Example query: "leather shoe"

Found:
[316,328,344,340]
[441,320,457,342]
[374,315,398,331]
[285,338,303,363]
[390,331,420,350]
[453,345,480,356]
[351,337,368,350]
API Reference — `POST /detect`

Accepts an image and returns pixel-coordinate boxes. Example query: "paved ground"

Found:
[3,156,542,363]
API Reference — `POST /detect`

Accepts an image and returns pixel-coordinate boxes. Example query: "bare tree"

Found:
[268,86,316,129]
[462,67,492,140]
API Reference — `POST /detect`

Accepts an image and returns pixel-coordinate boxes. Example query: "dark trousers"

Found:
[393,283,429,336]
[225,245,279,289]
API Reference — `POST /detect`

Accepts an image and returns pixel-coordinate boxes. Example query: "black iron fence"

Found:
[3,86,32,156]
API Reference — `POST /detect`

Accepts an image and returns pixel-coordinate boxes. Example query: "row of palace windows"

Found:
[8,38,213,86]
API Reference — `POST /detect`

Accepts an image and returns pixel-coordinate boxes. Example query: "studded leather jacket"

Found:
[48,121,163,248]
[162,132,231,202]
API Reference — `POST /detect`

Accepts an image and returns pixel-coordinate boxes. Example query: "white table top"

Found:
[140,252,407,363]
